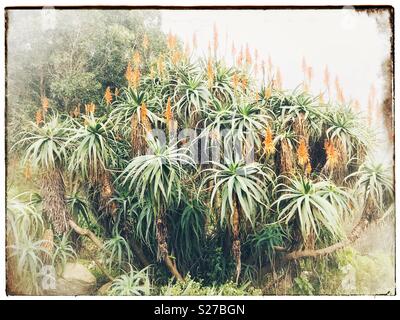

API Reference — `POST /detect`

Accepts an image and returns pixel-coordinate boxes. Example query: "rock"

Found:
[97,281,113,296]
[43,262,96,296]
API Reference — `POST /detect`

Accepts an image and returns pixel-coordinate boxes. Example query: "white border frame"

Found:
[0,0,398,300]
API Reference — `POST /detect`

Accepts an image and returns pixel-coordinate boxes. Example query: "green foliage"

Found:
[347,161,394,212]
[15,114,71,171]
[275,176,352,241]
[120,138,195,206]
[169,196,207,271]
[325,107,370,160]
[201,160,274,227]
[245,224,286,267]
[68,115,116,180]
[108,266,152,296]
[293,274,315,295]
[102,234,133,272]
[159,275,261,296]
[7,192,44,238]
[7,237,49,294]
[174,69,209,126]
[52,233,77,272]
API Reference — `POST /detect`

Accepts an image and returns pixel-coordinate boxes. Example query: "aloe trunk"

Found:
[232,195,241,284]
[155,203,183,281]
[41,167,70,234]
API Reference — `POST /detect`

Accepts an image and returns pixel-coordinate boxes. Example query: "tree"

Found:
[119,138,195,280]
[15,114,71,234]
[201,160,274,283]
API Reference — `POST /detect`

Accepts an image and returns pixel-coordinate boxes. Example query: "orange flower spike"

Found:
[35,109,43,125]
[323,65,330,88]
[207,59,214,87]
[114,88,120,97]
[318,92,324,105]
[264,86,272,100]
[85,102,95,115]
[143,34,149,51]
[140,102,148,120]
[165,97,173,122]
[232,73,239,91]
[167,32,176,51]
[263,127,275,155]
[104,86,112,106]
[353,99,360,112]
[133,51,141,66]
[301,56,307,74]
[132,68,141,88]
[157,55,165,77]
[24,163,32,180]
[73,105,80,118]
[324,139,338,168]
[41,97,49,113]
[237,46,243,67]
[306,162,312,175]
[184,42,190,58]
[268,54,273,71]
[297,138,309,166]
[276,68,282,90]
[240,76,248,90]
[140,102,151,132]
[172,50,182,65]
[192,32,197,50]
[307,66,313,82]
[245,44,252,66]
[125,61,133,85]
[213,23,219,54]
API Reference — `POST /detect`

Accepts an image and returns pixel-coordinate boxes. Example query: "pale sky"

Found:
[161,8,393,163]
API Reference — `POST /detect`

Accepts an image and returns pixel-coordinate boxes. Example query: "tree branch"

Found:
[283,211,371,261]
[68,219,104,249]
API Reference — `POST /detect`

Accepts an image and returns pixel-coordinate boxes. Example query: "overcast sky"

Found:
[161,8,393,162]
